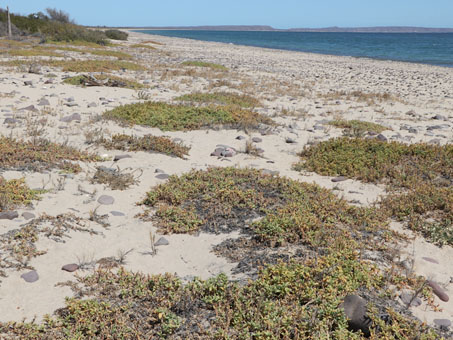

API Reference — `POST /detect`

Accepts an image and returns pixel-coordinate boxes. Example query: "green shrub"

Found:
[176,92,260,108]
[105,29,128,40]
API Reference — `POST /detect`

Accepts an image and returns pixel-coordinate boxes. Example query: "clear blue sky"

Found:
[3,0,453,28]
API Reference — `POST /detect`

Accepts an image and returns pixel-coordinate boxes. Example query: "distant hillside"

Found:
[124,25,453,33]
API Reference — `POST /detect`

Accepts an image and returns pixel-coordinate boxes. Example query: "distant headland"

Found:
[120,25,453,33]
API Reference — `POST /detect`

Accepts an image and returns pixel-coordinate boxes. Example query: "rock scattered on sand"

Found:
[210,146,236,157]
[285,137,296,143]
[110,211,125,217]
[61,264,79,272]
[87,102,97,108]
[21,270,39,283]
[38,98,50,106]
[236,135,246,140]
[98,195,115,205]
[20,105,38,112]
[332,176,347,183]
[23,80,33,86]
[113,154,132,161]
[252,137,262,143]
[377,134,388,142]
[154,237,170,246]
[60,113,82,123]
[427,280,449,302]
[434,319,451,328]
[400,291,422,307]
[341,295,371,336]
[155,174,170,180]
[432,114,447,121]
[21,212,35,220]
[4,118,19,125]
[422,257,439,264]
[0,211,19,220]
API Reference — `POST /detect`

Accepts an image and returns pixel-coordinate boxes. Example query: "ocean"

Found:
[136,30,453,67]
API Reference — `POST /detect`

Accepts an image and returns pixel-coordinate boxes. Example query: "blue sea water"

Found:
[136,30,453,67]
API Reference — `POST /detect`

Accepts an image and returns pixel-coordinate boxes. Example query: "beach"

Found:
[0,29,452,337]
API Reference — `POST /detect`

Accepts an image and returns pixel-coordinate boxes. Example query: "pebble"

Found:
[154,237,169,246]
[113,154,132,161]
[110,211,125,217]
[60,113,82,123]
[427,280,449,302]
[434,319,451,328]
[432,114,447,121]
[64,102,79,107]
[4,118,19,124]
[21,212,35,220]
[422,257,439,264]
[62,264,79,272]
[376,134,388,142]
[156,174,170,180]
[341,295,371,336]
[20,105,38,112]
[285,137,296,143]
[98,195,115,205]
[154,169,165,173]
[23,80,33,86]
[0,211,18,220]
[399,291,422,307]
[21,270,39,283]
[87,102,97,108]
[236,135,246,140]
[332,176,347,183]
[38,98,50,106]
[252,137,262,143]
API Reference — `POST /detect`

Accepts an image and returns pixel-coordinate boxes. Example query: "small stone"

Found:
[60,113,82,123]
[332,176,347,183]
[62,263,79,272]
[113,154,131,161]
[236,135,246,140]
[4,118,18,124]
[427,280,449,302]
[21,270,39,283]
[408,128,418,134]
[156,174,170,180]
[434,319,451,328]
[98,195,115,205]
[210,147,224,157]
[24,80,33,86]
[341,295,371,336]
[221,148,236,157]
[66,96,75,102]
[28,64,41,74]
[20,105,38,112]
[110,211,125,217]
[376,134,388,142]
[21,212,35,220]
[0,211,18,220]
[64,102,79,107]
[154,168,165,173]
[432,114,447,121]
[87,102,97,108]
[285,137,296,144]
[400,291,422,307]
[38,98,50,106]
[252,137,262,143]
[422,257,439,264]
[154,237,169,246]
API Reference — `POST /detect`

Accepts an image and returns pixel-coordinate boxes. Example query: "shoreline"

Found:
[131,29,453,69]
[0,29,451,336]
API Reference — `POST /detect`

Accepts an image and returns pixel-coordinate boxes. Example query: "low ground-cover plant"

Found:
[63,74,144,89]
[104,29,128,41]
[297,137,453,245]
[103,102,273,131]
[42,59,145,72]
[98,134,190,158]
[0,178,38,211]
[130,43,156,50]
[328,120,389,136]
[176,92,260,108]
[0,48,62,57]
[0,137,98,173]
[182,60,227,70]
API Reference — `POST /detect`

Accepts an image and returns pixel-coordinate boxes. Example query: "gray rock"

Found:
[154,169,165,173]
[285,137,296,144]
[154,237,169,246]
[0,211,18,220]
[66,96,75,102]
[332,176,347,183]
[422,257,439,264]
[341,295,371,336]
[87,102,97,108]
[252,137,262,143]
[156,174,170,180]
[21,212,35,220]
[20,105,38,112]
[60,113,82,123]
[236,135,246,140]
[62,263,79,272]
[408,128,418,134]
[38,98,50,106]
[4,118,19,124]
[400,291,422,307]
[210,147,224,157]
[113,154,132,161]
[21,270,39,283]
[376,134,388,142]
[24,80,33,86]
[432,114,447,121]
[221,148,236,157]
[64,102,79,107]
[434,319,451,328]
[28,64,41,74]
[98,195,115,205]
[110,211,125,217]
[427,280,449,302]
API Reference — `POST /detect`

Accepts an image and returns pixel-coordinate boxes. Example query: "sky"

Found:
[3,0,453,28]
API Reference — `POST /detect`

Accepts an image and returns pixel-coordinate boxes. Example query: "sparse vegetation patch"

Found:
[103,102,273,131]
[0,178,38,212]
[176,92,260,108]
[328,119,389,136]
[98,134,190,158]
[182,60,227,70]
[63,74,144,89]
